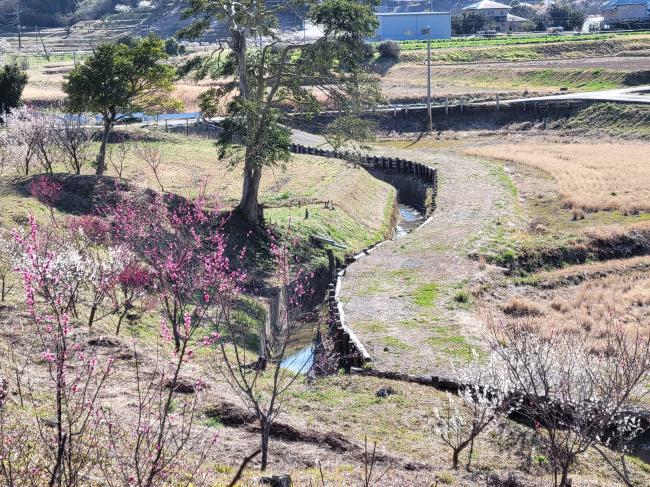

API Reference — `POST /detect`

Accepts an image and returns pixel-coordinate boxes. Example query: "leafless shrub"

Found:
[100,344,217,487]
[107,137,131,179]
[133,143,165,192]
[209,231,314,470]
[361,436,390,487]
[434,350,517,470]
[55,120,93,175]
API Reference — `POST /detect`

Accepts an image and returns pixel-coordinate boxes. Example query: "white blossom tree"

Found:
[489,319,650,487]
[1,107,60,175]
[433,350,517,470]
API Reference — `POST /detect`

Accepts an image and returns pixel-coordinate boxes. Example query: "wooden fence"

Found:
[288,142,438,217]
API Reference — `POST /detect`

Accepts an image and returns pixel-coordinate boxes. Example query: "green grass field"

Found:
[389,31,650,51]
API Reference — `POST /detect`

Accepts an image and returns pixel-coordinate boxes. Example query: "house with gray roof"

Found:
[602,0,650,24]
[462,0,531,31]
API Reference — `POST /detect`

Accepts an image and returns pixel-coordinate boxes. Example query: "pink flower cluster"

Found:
[27,176,62,207]
[68,215,111,244]
[117,264,153,289]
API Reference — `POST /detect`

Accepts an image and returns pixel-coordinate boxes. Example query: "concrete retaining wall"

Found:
[288,143,438,217]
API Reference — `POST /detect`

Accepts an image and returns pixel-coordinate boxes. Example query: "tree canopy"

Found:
[179,0,381,224]
[63,34,178,175]
[548,2,585,30]
[0,64,28,114]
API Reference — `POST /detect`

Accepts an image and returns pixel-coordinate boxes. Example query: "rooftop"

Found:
[462,0,512,10]
[375,11,452,15]
[602,0,649,8]
[507,13,529,21]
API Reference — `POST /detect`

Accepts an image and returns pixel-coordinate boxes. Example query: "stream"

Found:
[280,203,426,374]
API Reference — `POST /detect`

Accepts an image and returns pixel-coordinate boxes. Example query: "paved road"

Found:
[502,85,650,105]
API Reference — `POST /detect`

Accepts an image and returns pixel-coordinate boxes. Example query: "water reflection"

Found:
[396,203,425,237]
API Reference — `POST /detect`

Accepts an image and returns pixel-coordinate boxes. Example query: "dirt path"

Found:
[339,145,509,376]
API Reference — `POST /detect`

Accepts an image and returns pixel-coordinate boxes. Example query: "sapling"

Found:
[433,350,516,470]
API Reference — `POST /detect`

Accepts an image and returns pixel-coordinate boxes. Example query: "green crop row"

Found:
[383,31,650,51]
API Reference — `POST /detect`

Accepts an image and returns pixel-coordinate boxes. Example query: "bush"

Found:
[164,37,186,57]
[453,290,470,304]
[0,64,28,114]
[117,34,141,47]
[501,297,542,317]
[377,40,400,61]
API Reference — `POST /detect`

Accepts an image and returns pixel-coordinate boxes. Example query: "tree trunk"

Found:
[260,418,270,471]
[115,308,128,336]
[559,464,571,487]
[87,304,97,329]
[466,437,475,470]
[452,448,460,470]
[230,28,263,225]
[239,158,263,224]
[96,118,112,176]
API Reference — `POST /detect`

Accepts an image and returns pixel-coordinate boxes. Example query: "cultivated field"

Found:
[470,141,650,213]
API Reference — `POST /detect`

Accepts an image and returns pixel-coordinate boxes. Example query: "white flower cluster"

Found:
[0,107,62,175]
[138,0,154,10]
[0,39,10,65]
[115,4,133,14]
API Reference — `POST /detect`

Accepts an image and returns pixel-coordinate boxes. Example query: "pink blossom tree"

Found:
[9,215,115,486]
[210,227,315,470]
[109,191,245,352]
[98,190,244,484]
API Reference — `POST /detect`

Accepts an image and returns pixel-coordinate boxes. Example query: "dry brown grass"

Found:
[21,61,72,106]
[533,255,650,287]
[469,141,650,213]
[172,83,212,113]
[494,264,650,344]
[501,297,543,317]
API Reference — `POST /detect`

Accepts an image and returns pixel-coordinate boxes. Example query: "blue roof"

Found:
[603,0,649,8]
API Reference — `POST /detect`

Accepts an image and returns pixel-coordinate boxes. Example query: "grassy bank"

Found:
[381,64,647,104]
[0,132,397,272]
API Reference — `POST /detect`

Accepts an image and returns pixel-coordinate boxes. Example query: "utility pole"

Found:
[425,25,432,132]
[16,1,22,50]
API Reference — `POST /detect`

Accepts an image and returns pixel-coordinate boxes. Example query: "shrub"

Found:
[27,176,62,207]
[453,290,470,304]
[359,41,375,62]
[164,37,187,57]
[377,40,400,61]
[501,297,542,317]
[0,64,28,114]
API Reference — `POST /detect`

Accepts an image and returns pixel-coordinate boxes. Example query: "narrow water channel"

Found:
[395,203,425,237]
[280,203,426,373]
